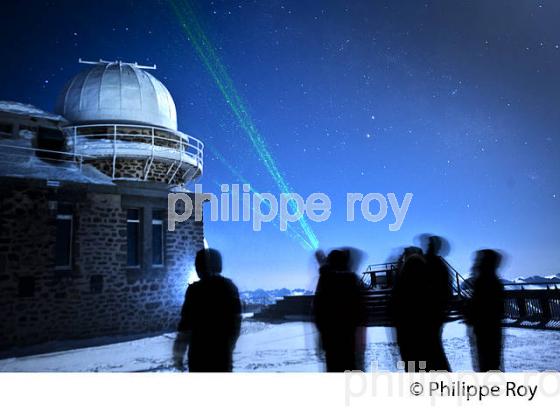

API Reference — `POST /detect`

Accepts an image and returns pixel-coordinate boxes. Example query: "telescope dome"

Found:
[55,60,177,130]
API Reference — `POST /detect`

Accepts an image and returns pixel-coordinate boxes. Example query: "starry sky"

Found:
[1,0,559,290]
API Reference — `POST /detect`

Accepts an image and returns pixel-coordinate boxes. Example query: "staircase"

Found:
[361,289,392,326]
[252,289,467,325]
[252,260,560,331]
[252,257,471,325]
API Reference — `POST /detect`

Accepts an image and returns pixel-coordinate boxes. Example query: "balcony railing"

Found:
[503,288,560,329]
[63,124,204,179]
[0,143,94,168]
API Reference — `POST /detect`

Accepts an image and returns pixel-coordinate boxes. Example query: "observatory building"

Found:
[0,60,205,350]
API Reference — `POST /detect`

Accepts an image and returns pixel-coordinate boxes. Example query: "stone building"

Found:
[0,60,205,351]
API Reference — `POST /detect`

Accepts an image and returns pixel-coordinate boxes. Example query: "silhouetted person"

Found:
[173,248,241,372]
[313,248,366,372]
[422,235,452,371]
[390,246,432,371]
[466,249,505,372]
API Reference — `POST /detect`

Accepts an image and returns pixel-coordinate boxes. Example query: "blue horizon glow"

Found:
[1,0,559,290]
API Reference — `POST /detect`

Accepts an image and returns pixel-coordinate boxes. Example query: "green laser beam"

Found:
[208,131,314,250]
[210,179,315,252]
[209,148,314,251]
[169,0,319,250]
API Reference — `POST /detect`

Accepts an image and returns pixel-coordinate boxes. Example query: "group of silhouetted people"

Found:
[173,240,505,373]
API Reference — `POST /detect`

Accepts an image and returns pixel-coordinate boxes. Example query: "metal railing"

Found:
[63,123,204,170]
[360,258,472,298]
[1,123,204,185]
[503,282,560,290]
[503,288,560,328]
[364,262,399,273]
[361,262,398,289]
[0,143,94,169]
[441,258,473,299]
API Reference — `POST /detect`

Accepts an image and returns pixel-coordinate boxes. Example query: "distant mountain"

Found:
[502,273,560,289]
[239,288,313,305]
[461,273,560,291]
[241,273,560,304]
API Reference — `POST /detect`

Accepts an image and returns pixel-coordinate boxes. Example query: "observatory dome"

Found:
[55,61,177,130]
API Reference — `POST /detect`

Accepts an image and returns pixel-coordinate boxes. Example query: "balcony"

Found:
[63,123,204,184]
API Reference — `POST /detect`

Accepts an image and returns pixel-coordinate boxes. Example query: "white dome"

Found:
[55,61,177,130]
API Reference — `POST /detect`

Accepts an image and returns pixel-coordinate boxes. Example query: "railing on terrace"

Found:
[361,258,472,299]
[503,288,560,328]
[0,143,94,168]
[361,262,398,289]
[1,124,204,184]
[441,258,473,299]
[63,124,204,170]
[503,282,560,290]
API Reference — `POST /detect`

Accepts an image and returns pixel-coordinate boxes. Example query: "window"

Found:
[152,210,164,266]
[55,205,73,269]
[37,127,65,161]
[127,209,141,267]
[0,122,12,137]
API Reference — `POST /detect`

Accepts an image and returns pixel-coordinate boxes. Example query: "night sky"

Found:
[1,0,559,290]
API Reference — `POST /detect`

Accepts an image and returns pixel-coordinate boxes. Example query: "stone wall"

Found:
[0,185,54,348]
[0,181,204,351]
[88,158,193,185]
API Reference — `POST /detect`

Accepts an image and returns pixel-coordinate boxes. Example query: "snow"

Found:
[1,320,559,372]
[0,144,113,185]
[0,101,65,122]
[504,273,560,289]
[69,139,201,166]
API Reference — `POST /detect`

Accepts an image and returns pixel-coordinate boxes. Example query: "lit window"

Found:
[152,210,164,266]
[127,209,141,267]
[55,205,73,269]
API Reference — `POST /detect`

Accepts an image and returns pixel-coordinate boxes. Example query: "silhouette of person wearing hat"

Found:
[173,248,241,372]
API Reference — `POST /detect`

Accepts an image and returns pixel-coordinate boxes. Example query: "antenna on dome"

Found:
[78,58,157,70]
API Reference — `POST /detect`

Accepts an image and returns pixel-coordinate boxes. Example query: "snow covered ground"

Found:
[1,320,559,372]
